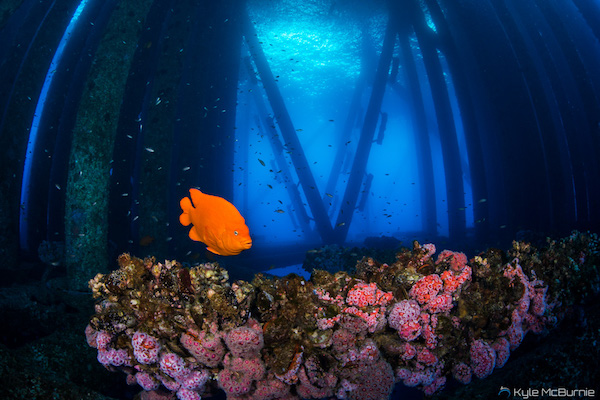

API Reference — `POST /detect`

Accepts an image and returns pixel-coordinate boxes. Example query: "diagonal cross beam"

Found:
[332,19,397,243]
[242,8,397,245]
[242,12,335,242]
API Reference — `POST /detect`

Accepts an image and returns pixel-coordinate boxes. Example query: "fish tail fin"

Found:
[179,196,193,226]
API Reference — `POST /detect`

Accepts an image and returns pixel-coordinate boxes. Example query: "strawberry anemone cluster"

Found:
[86,232,599,399]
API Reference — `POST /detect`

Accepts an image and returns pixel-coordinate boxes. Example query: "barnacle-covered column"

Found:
[64,0,154,291]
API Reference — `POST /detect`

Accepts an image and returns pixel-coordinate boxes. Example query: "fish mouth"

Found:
[243,241,252,249]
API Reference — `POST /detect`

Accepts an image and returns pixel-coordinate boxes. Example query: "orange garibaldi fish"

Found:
[179,188,252,256]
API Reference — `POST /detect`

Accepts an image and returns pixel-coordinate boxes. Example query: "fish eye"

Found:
[234,231,238,236]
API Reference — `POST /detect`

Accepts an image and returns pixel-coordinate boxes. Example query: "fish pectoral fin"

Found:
[206,246,223,256]
[188,228,203,242]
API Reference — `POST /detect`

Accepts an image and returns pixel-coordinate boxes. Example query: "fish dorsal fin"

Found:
[190,188,205,208]
[179,196,193,226]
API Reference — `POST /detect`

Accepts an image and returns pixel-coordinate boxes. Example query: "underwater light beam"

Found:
[19,0,91,252]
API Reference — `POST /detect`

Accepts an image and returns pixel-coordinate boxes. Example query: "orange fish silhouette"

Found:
[179,188,252,256]
[139,235,155,247]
